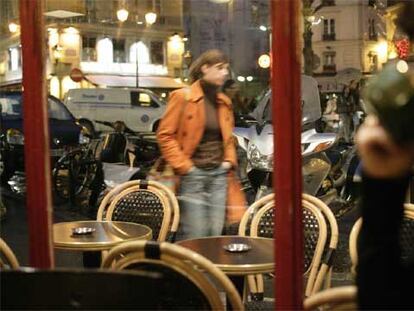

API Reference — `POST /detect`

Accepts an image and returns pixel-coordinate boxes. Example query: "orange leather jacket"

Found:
[157,80,246,223]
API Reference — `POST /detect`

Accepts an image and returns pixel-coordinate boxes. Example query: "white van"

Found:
[64,88,167,133]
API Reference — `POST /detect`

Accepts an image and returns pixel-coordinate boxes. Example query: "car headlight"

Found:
[247,143,273,171]
[6,128,24,145]
[78,126,91,145]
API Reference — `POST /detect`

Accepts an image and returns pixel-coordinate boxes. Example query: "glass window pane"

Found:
[1,1,411,289]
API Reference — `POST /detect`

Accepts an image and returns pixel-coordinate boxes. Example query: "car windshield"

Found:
[0,93,73,121]
[48,96,73,120]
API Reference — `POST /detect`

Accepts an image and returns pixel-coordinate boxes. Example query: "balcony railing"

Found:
[323,64,336,73]
[322,33,336,41]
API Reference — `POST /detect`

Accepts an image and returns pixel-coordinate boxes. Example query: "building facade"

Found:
[311,0,388,92]
[0,0,185,98]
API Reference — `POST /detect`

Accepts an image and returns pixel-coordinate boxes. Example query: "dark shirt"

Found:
[192,81,224,170]
[357,173,414,309]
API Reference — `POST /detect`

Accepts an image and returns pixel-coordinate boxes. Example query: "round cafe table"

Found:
[177,235,274,305]
[53,220,152,267]
[176,235,274,275]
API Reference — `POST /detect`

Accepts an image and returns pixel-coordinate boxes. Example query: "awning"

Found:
[85,75,187,89]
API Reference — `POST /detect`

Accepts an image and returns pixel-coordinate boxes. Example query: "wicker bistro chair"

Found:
[101,240,244,311]
[0,238,19,269]
[249,200,328,298]
[239,193,338,301]
[302,194,339,295]
[238,194,275,237]
[97,180,180,242]
[237,194,274,302]
[349,203,414,275]
[303,286,357,311]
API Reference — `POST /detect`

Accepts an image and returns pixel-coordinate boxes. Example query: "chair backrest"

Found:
[0,238,19,269]
[101,240,244,311]
[239,193,338,297]
[302,194,339,295]
[349,203,414,274]
[1,268,162,309]
[98,180,179,241]
[303,285,357,310]
[145,180,180,242]
[249,199,328,296]
[107,185,170,241]
[238,193,274,236]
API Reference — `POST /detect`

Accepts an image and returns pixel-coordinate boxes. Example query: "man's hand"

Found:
[356,116,414,178]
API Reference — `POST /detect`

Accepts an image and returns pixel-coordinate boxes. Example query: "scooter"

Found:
[234,122,360,215]
[52,120,160,214]
[233,76,360,211]
[94,120,160,188]
[235,122,334,196]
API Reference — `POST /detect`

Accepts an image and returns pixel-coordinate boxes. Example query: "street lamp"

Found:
[145,12,157,25]
[258,54,271,69]
[8,22,19,33]
[259,25,267,32]
[117,5,157,88]
[116,8,129,22]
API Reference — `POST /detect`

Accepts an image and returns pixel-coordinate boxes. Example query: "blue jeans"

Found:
[176,165,228,240]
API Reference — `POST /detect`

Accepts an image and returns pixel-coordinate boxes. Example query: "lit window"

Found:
[50,76,60,99]
[129,41,150,64]
[9,47,20,71]
[97,38,113,63]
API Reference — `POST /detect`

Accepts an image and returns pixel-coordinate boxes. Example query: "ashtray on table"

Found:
[223,243,251,253]
[71,227,96,236]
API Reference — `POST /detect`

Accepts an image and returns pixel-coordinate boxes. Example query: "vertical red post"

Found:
[20,0,54,268]
[271,0,303,309]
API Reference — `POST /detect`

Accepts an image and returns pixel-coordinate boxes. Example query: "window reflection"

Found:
[0,0,413,284]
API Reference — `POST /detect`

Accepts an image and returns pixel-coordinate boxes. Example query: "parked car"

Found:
[64,88,167,135]
[0,91,83,192]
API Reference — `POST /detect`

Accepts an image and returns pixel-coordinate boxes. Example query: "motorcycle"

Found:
[93,120,160,188]
[51,120,160,215]
[234,123,342,202]
[234,76,360,213]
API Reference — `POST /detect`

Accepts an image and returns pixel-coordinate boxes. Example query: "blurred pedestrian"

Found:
[349,80,364,130]
[157,49,246,240]
[338,80,360,143]
[356,1,414,308]
[323,96,339,132]
[222,79,249,116]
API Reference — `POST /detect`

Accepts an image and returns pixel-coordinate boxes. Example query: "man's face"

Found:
[201,62,229,87]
